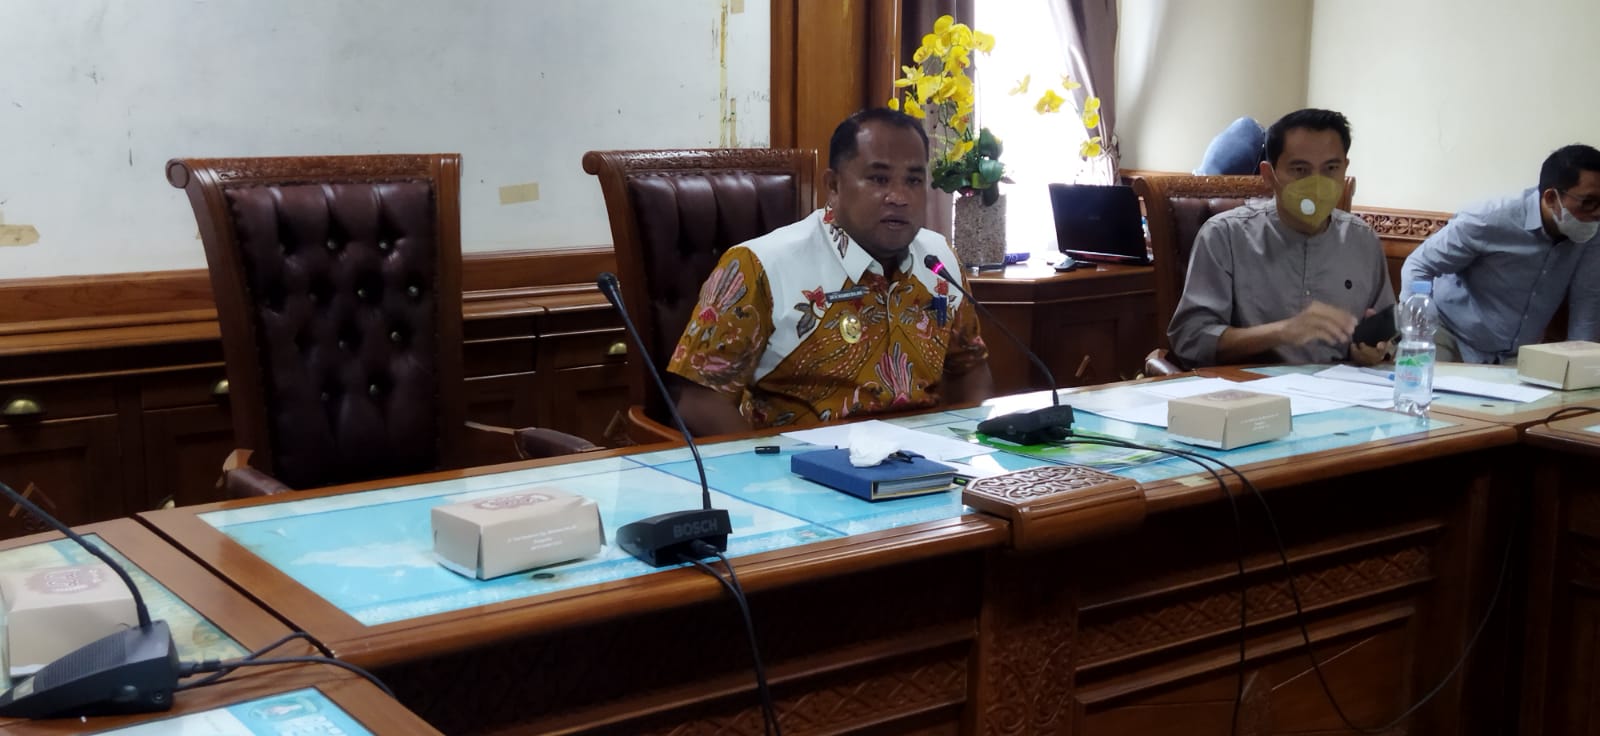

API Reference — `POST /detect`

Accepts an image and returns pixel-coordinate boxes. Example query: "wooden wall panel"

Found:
[0,248,614,330]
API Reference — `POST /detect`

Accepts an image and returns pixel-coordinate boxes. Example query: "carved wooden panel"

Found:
[377,554,981,734]
[1357,211,1451,240]
[1078,623,1414,736]
[635,652,968,736]
[976,549,1080,736]
[967,465,1126,502]
[1079,543,1431,667]
[964,465,1144,550]
[166,154,444,187]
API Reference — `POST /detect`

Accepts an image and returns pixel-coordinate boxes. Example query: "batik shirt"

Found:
[667,207,989,428]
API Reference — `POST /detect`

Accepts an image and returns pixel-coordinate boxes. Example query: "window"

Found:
[974,0,1091,260]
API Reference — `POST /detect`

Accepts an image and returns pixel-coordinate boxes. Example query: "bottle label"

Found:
[1395,352,1432,386]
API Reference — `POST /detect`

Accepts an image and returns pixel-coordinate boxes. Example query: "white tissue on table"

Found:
[847,424,901,467]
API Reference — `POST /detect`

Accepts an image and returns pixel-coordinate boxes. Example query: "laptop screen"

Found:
[1048,184,1149,264]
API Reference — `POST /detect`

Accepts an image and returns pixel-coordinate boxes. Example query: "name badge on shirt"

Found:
[928,295,948,326]
[825,286,869,304]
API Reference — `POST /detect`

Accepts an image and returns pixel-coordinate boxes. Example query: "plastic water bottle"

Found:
[1393,280,1436,416]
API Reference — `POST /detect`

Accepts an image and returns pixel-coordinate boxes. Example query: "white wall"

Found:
[1308,0,1600,211]
[1116,0,1311,173]
[0,0,769,279]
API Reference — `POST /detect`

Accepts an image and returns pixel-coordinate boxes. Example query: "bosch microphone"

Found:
[596,272,733,566]
[924,254,1074,445]
[0,481,180,719]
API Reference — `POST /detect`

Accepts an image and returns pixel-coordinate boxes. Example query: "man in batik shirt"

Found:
[667,108,994,435]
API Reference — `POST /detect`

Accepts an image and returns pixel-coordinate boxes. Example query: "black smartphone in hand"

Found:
[1353,304,1398,345]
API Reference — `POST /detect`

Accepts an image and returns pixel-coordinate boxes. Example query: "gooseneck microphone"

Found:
[924,254,1075,445]
[0,481,180,718]
[597,272,733,566]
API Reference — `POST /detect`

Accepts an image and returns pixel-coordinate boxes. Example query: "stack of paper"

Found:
[1313,365,1553,403]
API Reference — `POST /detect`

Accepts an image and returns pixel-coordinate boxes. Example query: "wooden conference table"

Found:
[0,520,387,733]
[0,667,439,735]
[1515,411,1600,735]
[140,370,1524,735]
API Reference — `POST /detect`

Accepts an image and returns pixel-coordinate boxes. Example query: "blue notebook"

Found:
[790,448,957,501]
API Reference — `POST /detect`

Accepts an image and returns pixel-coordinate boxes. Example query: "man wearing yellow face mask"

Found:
[1169,108,1394,367]
[1400,144,1600,364]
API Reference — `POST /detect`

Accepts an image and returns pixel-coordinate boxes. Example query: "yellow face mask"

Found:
[1279,175,1343,229]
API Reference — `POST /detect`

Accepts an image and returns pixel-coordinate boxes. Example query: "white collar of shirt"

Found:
[1520,187,1548,234]
[819,207,912,281]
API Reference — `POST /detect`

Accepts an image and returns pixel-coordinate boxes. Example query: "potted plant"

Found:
[887,15,1009,266]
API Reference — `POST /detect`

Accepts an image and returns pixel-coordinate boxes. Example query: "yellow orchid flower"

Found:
[1009,75,1031,96]
[887,97,900,111]
[973,30,995,53]
[946,44,971,69]
[904,98,926,119]
[894,65,923,89]
[1061,74,1082,91]
[947,137,976,162]
[1081,97,1102,128]
[1035,89,1066,114]
[921,32,948,57]
[917,73,944,103]
[933,14,954,35]
[946,24,974,50]
[912,44,932,64]
[952,113,971,135]
[1080,136,1104,158]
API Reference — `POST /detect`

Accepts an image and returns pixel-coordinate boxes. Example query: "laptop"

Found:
[1048,184,1151,265]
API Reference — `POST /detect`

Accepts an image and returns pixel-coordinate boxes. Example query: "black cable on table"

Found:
[1056,431,1514,734]
[681,540,782,736]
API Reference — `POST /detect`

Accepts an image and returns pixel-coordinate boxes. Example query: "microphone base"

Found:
[617,508,733,567]
[0,621,179,719]
[977,405,1075,446]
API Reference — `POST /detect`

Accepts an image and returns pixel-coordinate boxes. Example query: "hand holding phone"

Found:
[1353,304,1398,346]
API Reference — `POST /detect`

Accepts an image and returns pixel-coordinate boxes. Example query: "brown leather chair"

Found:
[582,148,818,443]
[1132,174,1356,368]
[168,154,596,497]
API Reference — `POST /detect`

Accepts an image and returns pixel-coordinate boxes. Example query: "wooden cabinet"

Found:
[140,405,235,510]
[535,307,631,446]
[460,301,633,451]
[969,263,1158,395]
[0,361,239,536]
[0,414,124,537]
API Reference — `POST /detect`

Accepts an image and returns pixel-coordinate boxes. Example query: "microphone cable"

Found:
[1052,433,1249,733]
[681,540,781,736]
[1055,431,1515,735]
[176,630,394,699]
[1541,406,1599,425]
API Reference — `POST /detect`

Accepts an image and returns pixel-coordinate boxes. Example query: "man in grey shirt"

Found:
[1400,144,1600,364]
[1169,109,1394,367]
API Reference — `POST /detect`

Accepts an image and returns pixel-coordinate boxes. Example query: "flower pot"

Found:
[952,193,1007,267]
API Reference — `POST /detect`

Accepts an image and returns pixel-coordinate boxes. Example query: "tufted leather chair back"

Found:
[1132,174,1355,350]
[167,154,464,490]
[583,149,818,426]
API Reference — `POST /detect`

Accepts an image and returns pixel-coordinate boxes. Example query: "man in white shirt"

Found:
[668,109,994,434]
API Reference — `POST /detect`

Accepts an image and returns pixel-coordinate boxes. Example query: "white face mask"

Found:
[1555,198,1600,244]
